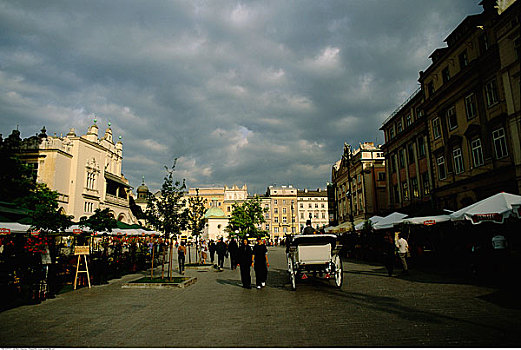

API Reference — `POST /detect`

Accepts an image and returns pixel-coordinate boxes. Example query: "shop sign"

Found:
[31,230,40,236]
[0,228,11,234]
[74,245,90,255]
[73,229,83,234]
[471,213,503,224]
[423,220,436,226]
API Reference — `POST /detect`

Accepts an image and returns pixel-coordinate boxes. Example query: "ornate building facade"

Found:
[17,122,138,224]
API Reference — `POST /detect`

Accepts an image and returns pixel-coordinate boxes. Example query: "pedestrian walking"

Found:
[491,233,508,282]
[228,238,239,270]
[252,237,269,289]
[237,238,253,289]
[209,240,216,266]
[382,234,395,277]
[177,241,187,274]
[395,233,409,274]
[216,237,227,271]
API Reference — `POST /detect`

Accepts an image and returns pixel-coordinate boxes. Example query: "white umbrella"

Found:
[402,215,451,226]
[373,212,408,231]
[450,192,521,224]
[354,215,384,231]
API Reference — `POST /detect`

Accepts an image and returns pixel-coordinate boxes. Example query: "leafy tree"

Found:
[22,183,73,233]
[145,159,187,237]
[0,130,36,202]
[79,208,117,233]
[226,196,267,239]
[186,188,207,242]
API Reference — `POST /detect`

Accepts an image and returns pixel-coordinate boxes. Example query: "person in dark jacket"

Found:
[216,238,228,271]
[237,238,253,288]
[252,237,269,289]
[302,220,315,235]
[209,240,216,266]
[228,238,239,270]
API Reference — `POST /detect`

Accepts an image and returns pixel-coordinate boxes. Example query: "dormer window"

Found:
[442,67,450,83]
[459,50,468,69]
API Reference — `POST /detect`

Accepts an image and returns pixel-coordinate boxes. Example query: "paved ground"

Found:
[1,246,521,347]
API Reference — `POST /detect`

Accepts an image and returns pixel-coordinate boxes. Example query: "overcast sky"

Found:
[0,1,482,195]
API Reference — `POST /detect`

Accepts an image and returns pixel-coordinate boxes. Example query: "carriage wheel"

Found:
[288,259,297,290]
[333,254,343,288]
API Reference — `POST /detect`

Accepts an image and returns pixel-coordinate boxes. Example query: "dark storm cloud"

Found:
[0,0,482,194]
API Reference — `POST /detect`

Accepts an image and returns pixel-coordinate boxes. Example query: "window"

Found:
[274,208,278,214]
[459,50,468,69]
[427,81,435,96]
[406,115,412,127]
[397,120,403,133]
[322,212,326,219]
[492,128,508,159]
[274,227,279,233]
[453,148,465,174]
[308,203,312,208]
[442,66,450,83]
[274,217,279,223]
[265,224,270,231]
[399,149,405,168]
[86,172,96,190]
[393,185,400,203]
[300,213,304,219]
[282,217,287,224]
[465,93,477,119]
[283,200,286,205]
[227,206,231,212]
[389,127,395,140]
[402,182,409,201]
[84,201,94,213]
[417,137,426,158]
[515,37,520,60]
[273,199,277,205]
[378,172,386,181]
[432,118,441,139]
[485,79,499,107]
[407,143,415,164]
[479,34,488,54]
[282,207,286,214]
[416,109,424,121]
[299,203,303,208]
[421,172,430,195]
[391,154,397,173]
[283,227,288,234]
[411,177,419,198]
[437,156,447,180]
[447,106,458,130]
[471,139,484,167]
[321,203,325,208]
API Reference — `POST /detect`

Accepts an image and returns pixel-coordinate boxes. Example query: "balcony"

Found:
[105,193,129,207]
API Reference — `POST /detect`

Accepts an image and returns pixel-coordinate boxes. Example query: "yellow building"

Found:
[265,185,298,239]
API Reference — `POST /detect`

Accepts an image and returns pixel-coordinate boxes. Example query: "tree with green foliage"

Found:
[23,183,73,233]
[145,159,187,237]
[144,159,187,278]
[225,196,267,239]
[79,208,117,233]
[186,188,207,240]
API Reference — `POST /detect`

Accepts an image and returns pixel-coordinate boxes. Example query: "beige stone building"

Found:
[418,0,520,210]
[18,122,138,224]
[264,185,298,239]
[297,189,328,232]
[331,142,387,230]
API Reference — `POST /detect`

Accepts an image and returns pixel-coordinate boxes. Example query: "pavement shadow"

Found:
[216,278,243,288]
[318,287,507,332]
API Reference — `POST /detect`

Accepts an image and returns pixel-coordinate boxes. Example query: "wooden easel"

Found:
[74,246,91,289]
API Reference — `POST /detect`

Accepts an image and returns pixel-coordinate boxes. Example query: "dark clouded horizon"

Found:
[0,0,482,194]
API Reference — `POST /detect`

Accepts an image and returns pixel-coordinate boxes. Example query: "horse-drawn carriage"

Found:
[286,234,343,290]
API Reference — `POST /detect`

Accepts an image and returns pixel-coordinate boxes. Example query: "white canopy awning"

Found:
[450,192,521,224]
[402,215,451,226]
[373,212,408,231]
[0,222,31,234]
[354,215,384,231]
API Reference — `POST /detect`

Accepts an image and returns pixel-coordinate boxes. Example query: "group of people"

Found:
[176,237,269,289]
